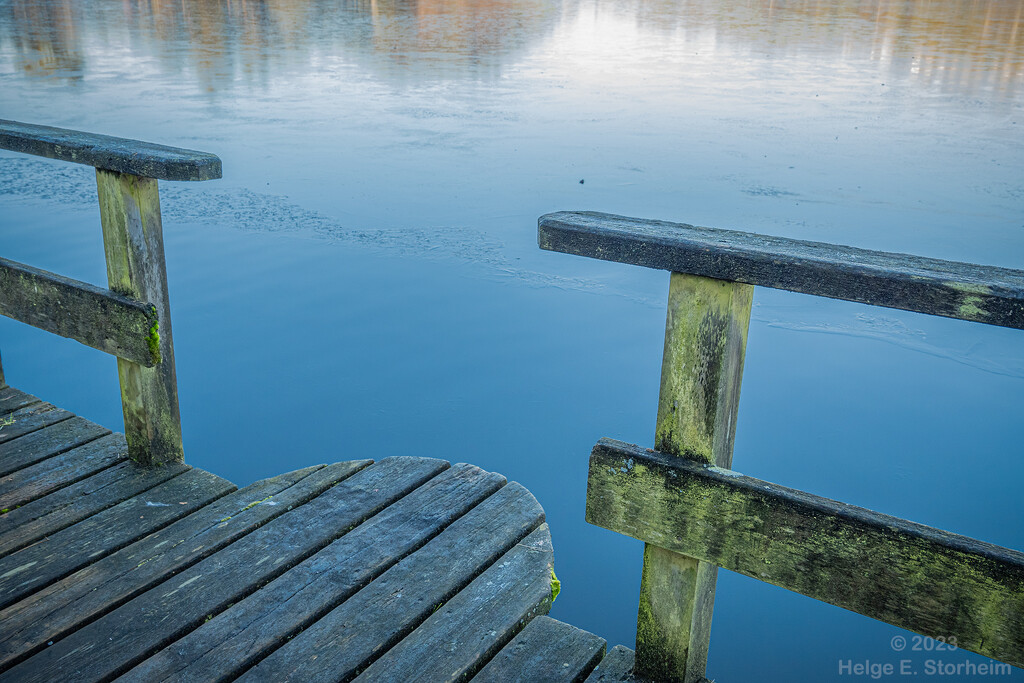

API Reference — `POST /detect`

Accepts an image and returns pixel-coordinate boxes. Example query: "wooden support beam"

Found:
[634,272,752,683]
[0,119,221,182]
[96,169,183,466]
[539,211,1024,329]
[588,438,1024,669]
[655,274,752,462]
[0,257,159,366]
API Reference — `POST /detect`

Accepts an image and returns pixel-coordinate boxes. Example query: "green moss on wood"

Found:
[147,311,161,365]
[0,257,160,365]
[655,273,752,465]
[550,568,561,602]
[945,282,993,321]
[220,496,274,522]
[98,168,183,466]
[588,440,1024,668]
[958,296,988,320]
[635,544,702,682]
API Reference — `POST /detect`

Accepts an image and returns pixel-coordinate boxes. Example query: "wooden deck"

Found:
[0,383,637,682]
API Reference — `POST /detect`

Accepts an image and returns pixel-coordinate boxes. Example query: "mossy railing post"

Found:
[636,273,752,682]
[96,170,182,466]
[0,119,221,467]
[540,210,1024,677]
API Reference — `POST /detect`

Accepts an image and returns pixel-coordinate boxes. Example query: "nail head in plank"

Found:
[353,523,556,683]
[586,438,1024,668]
[126,463,505,682]
[0,119,221,181]
[473,616,607,683]
[538,211,1024,329]
[0,257,160,366]
[5,457,446,683]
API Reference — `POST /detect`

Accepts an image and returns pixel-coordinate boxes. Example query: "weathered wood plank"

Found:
[353,523,556,683]
[0,431,123,511]
[0,403,72,450]
[124,463,505,682]
[538,211,1024,329]
[0,462,366,672]
[473,616,606,683]
[0,257,159,367]
[96,169,182,465]
[587,438,1024,668]
[585,646,639,683]
[0,466,231,610]
[0,416,111,479]
[0,119,221,182]
[0,387,40,417]
[0,460,186,558]
[5,457,446,682]
[236,482,545,683]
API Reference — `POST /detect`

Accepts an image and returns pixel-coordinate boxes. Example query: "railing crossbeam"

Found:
[0,257,159,366]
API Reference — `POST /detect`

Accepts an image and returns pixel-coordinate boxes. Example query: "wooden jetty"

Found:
[2,119,1023,682]
[0,376,610,681]
[0,121,615,682]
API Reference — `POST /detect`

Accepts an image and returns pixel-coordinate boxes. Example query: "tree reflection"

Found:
[1,0,1020,98]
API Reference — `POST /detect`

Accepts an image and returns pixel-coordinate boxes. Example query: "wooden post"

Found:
[634,272,752,682]
[95,169,183,466]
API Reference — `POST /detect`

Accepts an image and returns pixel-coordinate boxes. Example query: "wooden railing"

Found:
[0,120,221,466]
[539,211,1024,681]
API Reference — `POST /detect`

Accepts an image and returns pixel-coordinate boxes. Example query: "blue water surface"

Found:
[1,1,1022,679]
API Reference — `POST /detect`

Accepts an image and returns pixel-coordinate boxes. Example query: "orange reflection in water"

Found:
[1,0,1021,99]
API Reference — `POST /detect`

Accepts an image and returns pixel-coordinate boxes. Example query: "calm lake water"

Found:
[1,0,1022,679]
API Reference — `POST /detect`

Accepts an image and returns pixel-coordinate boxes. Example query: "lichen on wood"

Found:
[538,211,1024,330]
[96,169,183,466]
[633,271,752,683]
[0,257,159,366]
[588,438,1024,669]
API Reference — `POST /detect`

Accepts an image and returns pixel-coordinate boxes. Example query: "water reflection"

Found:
[4,0,84,81]
[1,0,1021,99]
[568,0,1024,97]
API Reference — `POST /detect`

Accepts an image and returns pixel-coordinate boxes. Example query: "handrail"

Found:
[0,257,159,366]
[539,211,1024,329]
[538,210,1024,680]
[588,439,1024,669]
[0,119,221,181]
[0,120,221,466]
